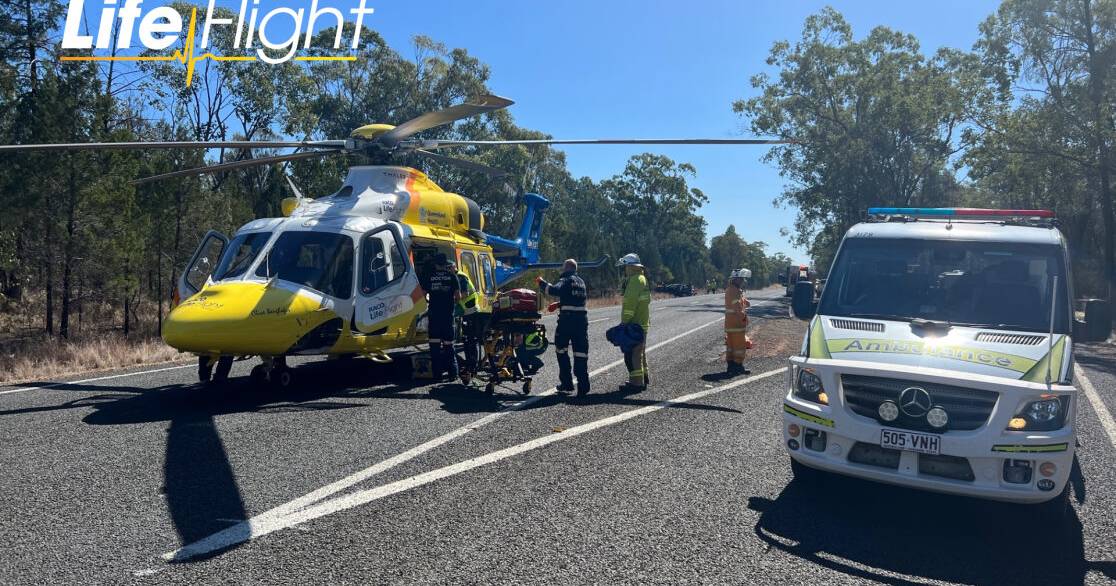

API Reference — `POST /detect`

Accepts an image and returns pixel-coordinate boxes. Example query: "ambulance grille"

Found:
[829,318,885,333]
[975,332,1045,345]
[841,375,998,432]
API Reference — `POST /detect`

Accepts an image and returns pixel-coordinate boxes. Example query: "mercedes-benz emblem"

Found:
[898,387,933,418]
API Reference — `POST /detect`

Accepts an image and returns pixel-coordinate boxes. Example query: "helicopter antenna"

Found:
[285,175,305,201]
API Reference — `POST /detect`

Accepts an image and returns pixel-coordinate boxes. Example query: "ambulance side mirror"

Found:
[792,281,817,320]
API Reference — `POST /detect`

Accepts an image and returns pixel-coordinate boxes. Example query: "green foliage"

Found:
[0,10,733,335]
[736,8,977,266]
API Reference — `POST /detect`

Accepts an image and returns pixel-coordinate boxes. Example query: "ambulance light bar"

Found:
[868,208,1055,219]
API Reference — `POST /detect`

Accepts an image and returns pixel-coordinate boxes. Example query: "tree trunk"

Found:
[24,0,36,96]
[44,203,54,336]
[123,258,130,336]
[1082,0,1116,306]
[60,157,78,338]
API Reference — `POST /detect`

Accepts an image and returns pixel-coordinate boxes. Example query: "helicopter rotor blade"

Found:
[377,94,514,147]
[0,140,348,154]
[133,149,344,185]
[414,149,508,178]
[411,138,793,149]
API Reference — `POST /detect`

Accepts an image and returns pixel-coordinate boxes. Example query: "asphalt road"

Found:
[1,290,1114,585]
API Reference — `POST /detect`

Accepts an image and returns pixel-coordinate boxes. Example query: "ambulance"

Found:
[785,208,1076,518]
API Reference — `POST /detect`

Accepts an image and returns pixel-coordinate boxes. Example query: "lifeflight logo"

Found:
[60,0,373,86]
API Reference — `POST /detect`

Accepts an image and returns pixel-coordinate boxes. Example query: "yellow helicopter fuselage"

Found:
[162,165,502,362]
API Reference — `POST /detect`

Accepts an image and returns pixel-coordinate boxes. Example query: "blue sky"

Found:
[85,0,1003,262]
[363,0,1003,263]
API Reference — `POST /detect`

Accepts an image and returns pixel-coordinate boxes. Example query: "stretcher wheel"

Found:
[272,368,295,390]
[485,382,495,396]
[521,379,532,395]
[250,364,268,385]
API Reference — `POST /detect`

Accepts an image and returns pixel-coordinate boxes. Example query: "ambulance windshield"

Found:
[819,238,1070,333]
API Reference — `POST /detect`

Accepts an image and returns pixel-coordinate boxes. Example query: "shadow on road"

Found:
[748,462,1114,585]
[1074,343,1116,377]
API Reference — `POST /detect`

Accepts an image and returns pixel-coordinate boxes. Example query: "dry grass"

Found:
[0,335,185,385]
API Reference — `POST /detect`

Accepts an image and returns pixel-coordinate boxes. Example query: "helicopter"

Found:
[0,95,788,387]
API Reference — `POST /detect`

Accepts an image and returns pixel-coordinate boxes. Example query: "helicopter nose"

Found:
[162,282,340,356]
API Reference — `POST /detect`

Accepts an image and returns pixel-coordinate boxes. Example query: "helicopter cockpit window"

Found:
[213,232,271,281]
[361,228,407,295]
[256,232,354,299]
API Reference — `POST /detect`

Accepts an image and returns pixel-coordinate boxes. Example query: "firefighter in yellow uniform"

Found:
[618,253,651,391]
[725,268,753,375]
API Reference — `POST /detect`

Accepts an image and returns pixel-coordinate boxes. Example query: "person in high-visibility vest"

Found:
[724,268,753,375]
[537,259,590,395]
[420,254,461,381]
[455,267,486,381]
[618,253,651,391]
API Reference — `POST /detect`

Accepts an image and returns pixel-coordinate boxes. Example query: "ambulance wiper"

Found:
[910,318,953,333]
[845,312,913,322]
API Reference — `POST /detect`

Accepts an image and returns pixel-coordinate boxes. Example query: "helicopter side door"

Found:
[354,224,420,335]
[177,230,228,302]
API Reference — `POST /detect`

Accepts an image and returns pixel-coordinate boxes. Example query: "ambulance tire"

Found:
[790,457,825,486]
[1032,485,1070,527]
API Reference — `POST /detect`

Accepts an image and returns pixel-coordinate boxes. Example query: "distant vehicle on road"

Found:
[781,264,814,297]
[786,208,1077,521]
[656,283,695,297]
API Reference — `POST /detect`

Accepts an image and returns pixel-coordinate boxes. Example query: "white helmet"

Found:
[730,268,752,279]
[617,253,643,267]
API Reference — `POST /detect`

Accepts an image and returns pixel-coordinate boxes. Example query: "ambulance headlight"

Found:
[795,368,828,405]
[1009,395,1069,432]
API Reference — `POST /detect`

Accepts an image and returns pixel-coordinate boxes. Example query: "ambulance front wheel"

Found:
[1032,484,1070,527]
[790,457,825,485]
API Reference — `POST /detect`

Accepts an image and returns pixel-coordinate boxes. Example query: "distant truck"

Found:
[781,264,814,297]
[785,208,1077,520]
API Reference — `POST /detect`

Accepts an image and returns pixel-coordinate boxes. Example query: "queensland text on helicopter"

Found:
[0,95,788,387]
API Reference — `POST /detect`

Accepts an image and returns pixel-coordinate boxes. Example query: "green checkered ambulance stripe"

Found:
[824,337,1043,374]
[783,404,834,428]
[991,443,1069,453]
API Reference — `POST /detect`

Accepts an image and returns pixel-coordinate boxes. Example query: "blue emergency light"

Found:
[868,207,1055,218]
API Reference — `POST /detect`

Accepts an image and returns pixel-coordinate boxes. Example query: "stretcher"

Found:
[461,288,549,395]
[467,311,547,395]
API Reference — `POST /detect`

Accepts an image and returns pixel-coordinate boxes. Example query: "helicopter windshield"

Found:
[256,231,354,299]
[213,232,272,281]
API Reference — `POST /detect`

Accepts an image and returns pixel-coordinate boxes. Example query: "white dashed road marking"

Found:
[165,367,786,561]
[1075,364,1116,449]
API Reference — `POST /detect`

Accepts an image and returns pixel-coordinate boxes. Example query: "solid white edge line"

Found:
[0,364,194,396]
[165,366,787,561]
[1074,364,1116,449]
